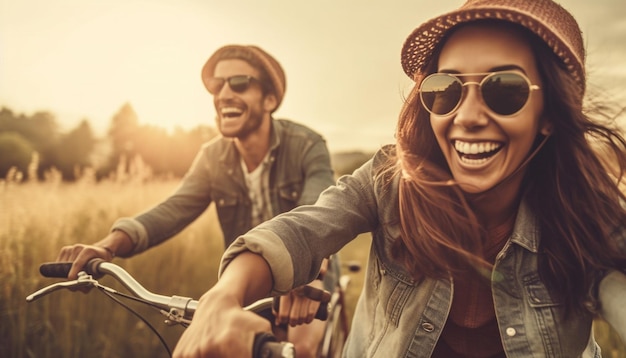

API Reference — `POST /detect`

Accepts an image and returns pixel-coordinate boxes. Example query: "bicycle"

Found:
[318,260,361,358]
[26,258,359,358]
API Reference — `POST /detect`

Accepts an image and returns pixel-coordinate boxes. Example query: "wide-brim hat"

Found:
[201,45,286,110]
[401,0,585,94]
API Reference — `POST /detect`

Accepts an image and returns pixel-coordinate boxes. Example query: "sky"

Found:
[1,0,625,153]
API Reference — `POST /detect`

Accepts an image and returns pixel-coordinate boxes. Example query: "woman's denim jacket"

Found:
[223,146,626,357]
[112,118,334,254]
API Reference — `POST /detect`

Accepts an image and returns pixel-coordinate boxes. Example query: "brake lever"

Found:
[162,307,193,326]
[26,271,98,302]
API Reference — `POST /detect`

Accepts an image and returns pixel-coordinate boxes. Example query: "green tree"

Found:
[0,107,60,179]
[54,119,96,180]
[0,131,34,178]
[104,103,140,176]
[0,107,58,150]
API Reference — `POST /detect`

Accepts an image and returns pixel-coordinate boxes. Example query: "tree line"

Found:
[0,103,218,181]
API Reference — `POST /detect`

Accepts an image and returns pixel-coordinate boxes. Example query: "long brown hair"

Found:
[391,20,626,313]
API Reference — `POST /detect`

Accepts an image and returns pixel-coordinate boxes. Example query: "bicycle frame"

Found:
[318,261,361,358]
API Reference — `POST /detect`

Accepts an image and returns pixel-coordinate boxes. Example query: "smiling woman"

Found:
[426,22,549,195]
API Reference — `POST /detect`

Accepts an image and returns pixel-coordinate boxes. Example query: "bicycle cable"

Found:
[96,286,173,357]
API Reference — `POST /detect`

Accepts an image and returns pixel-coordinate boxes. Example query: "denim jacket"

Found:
[112,118,334,254]
[223,146,625,357]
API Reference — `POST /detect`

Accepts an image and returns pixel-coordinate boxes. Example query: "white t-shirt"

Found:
[241,153,273,227]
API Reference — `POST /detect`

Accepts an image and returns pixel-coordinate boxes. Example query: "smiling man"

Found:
[56,44,335,358]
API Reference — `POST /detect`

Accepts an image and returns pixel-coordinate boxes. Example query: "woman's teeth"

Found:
[454,140,502,164]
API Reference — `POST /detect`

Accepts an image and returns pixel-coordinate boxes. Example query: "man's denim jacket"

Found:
[223,146,626,357]
[112,118,334,254]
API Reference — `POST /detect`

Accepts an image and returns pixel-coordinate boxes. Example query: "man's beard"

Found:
[232,110,264,140]
[216,101,265,139]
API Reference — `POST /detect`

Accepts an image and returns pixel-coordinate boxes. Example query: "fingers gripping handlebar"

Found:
[272,285,331,321]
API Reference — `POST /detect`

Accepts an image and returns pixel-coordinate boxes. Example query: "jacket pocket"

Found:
[377,260,414,327]
[213,193,242,236]
[523,273,562,308]
[278,181,303,207]
[523,273,565,357]
[214,193,239,210]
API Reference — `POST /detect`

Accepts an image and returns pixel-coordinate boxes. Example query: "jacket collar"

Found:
[509,196,541,253]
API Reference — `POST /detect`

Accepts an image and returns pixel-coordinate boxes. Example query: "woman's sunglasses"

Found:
[419,71,541,117]
[206,75,262,95]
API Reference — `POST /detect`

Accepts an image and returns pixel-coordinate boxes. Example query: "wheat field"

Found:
[1,175,624,357]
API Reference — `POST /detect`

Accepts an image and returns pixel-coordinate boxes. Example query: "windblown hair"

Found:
[391,20,626,313]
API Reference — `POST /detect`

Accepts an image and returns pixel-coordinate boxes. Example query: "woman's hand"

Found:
[173,287,272,357]
[174,251,275,357]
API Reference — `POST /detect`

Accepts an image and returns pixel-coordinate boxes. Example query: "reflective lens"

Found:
[206,75,260,94]
[419,72,540,116]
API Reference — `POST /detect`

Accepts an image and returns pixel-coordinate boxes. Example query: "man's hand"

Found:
[273,258,332,326]
[274,279,327,327]
[55,230,132,279]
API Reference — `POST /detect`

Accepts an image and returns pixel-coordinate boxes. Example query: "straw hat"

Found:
[401,0,585,93]
[201,45,286,110]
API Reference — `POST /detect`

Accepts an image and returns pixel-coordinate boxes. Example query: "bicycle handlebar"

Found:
[35,260,330,320]
[34,259,199,314]
[27,259,297,358]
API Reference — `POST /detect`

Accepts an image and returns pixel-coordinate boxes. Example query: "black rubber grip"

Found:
[253,332,293,358]
[253,332,276,357]
[39,259,105,278]
[317,302,329,321]
[39,262,72,278]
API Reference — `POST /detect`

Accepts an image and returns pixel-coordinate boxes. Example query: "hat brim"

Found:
[400,3,584,91]
[201,45,242,91]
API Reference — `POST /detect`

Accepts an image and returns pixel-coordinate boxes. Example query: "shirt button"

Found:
[506,327,516,337]
[421,322,435,332]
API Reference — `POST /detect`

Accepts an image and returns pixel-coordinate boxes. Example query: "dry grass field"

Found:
[1,174,624,357]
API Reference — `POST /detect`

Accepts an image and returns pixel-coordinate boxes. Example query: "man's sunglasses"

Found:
[206,75,263,95]
[419,71,541,117]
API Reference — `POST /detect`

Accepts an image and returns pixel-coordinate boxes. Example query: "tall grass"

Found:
[1,173,224,358]
[1,173,625,357]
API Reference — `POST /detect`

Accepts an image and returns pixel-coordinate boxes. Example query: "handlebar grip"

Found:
[319,302,329,321]
[39,259,106,278]
[253,332,294,358]
[39,262,72,278]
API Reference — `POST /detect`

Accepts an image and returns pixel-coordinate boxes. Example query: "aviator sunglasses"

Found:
[419,71,541,116]
[206,75,263,95]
